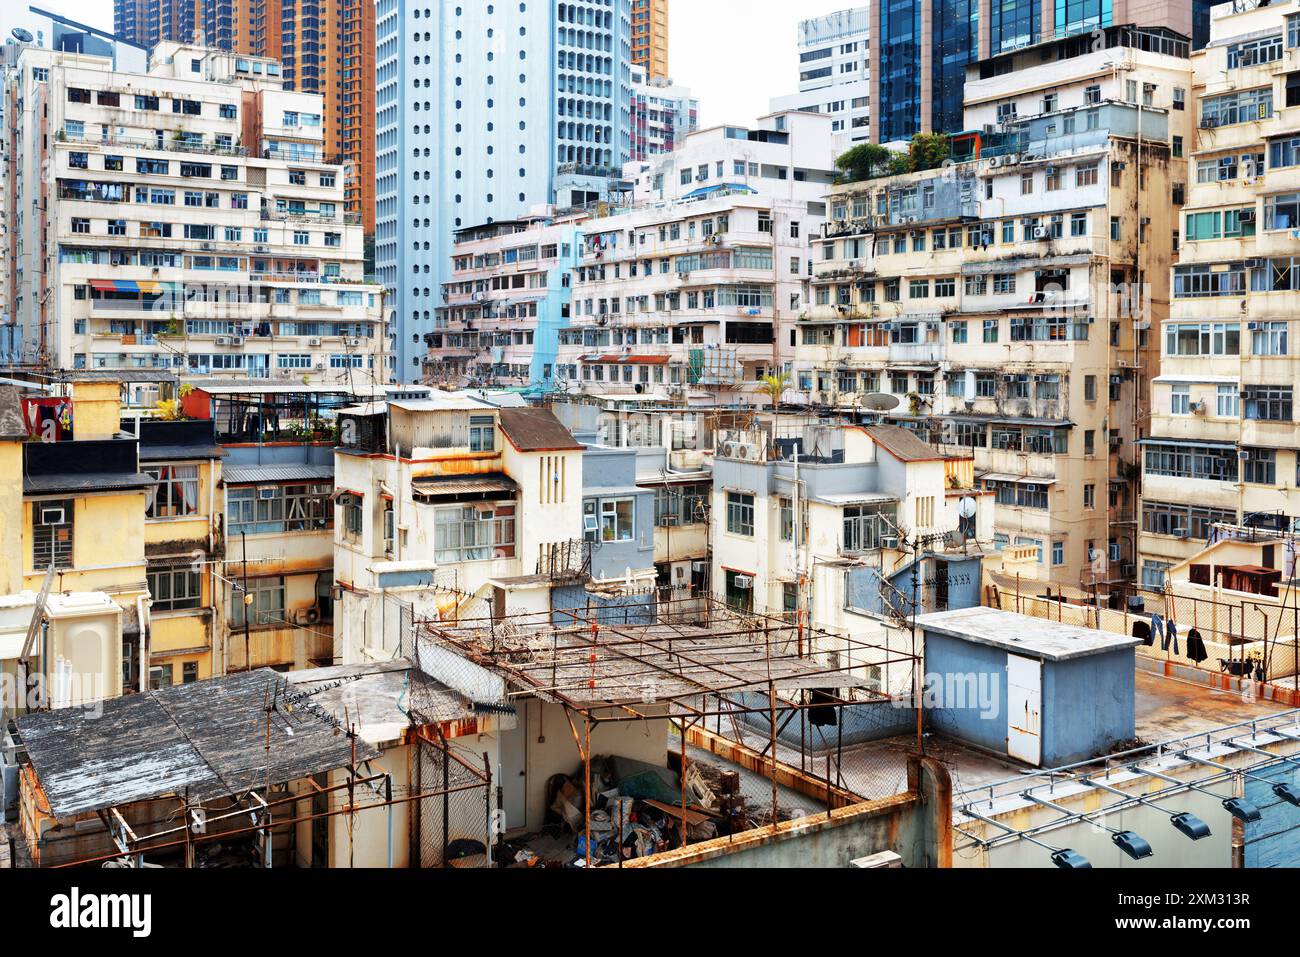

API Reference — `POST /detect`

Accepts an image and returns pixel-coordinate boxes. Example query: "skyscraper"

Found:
[375,0,634,381]
[110,0,376,233]
[777,1,1211,145]
[631,0,668,80]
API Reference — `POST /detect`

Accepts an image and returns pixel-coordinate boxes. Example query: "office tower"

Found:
[1,40,385,378]
[800,25,1193,583]
[631,0,669,80]
[1141,0,1300,584]
[376,0,634,381]
[111,0,376,234]
[775,1,1208,145]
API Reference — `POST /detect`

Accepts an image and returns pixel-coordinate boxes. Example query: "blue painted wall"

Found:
[581,445,655,580]
[551,582,656,629]
[733,689,917,749]
[923,632,1009,756]
[922,630,1136,766]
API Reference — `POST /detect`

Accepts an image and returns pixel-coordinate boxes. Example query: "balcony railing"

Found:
[58,129,247,158]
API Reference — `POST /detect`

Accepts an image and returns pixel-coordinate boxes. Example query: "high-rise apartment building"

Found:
[775,1,1211,145]
[770,7,873,145]
[376,0,635,382]
[629,65,698,162]
[1140,0,1300,586]
[631,0,669,80]
[2,40,386,380]
[111,0,376,233]
[797,25,1192,584]
[554,112,839,404]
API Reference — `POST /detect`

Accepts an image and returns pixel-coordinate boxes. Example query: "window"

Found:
[1141,562,1171,590]
[982,320,999,343]
[32,500,73,569]
[726,491,754,536]
[1051,541,1065,567]
[147,564,202,611]
[1200,87,1272,128]
[595,497,635,542]
[1164,322,1240,356]
[469,414,495,451]
[1244,385,1292,421]
[843,503,897,552]
[1084,484,1095,510]
[145,465,199,518]
[434,504,516,562]
[1242,448,1277,485]
[1170,384,1191,416]
[227,484,333,535]
[230,576,285,627]
[1251,321,1288,356]
[1217,384,1239,418]
[1143,443,1237,481]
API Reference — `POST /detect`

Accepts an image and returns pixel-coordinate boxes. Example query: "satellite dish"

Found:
[11,27,33,43]
[862,392,901,412]
[958,496,977,520]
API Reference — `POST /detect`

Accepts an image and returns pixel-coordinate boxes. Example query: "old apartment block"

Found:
[2,40,386,382]
[796,26,1192,583]
[553,112,839,404]
[1141,0,1300,584]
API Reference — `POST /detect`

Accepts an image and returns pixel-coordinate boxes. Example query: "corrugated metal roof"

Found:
[16,669,379,818]
[498,407,583,452]
[222,463,335,485]
[411,474,518,498]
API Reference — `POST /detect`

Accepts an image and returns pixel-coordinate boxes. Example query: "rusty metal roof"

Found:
[861,425,945,463]
[497,407,583,452]
[411,473,518,500]
[17,669,379,818]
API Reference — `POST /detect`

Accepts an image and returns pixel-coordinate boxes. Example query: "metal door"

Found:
[1006,654,1042,766]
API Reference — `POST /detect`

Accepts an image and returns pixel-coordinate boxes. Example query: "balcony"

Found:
[57,129,246,158]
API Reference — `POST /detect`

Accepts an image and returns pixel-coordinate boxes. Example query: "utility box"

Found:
[916,607,1139,768]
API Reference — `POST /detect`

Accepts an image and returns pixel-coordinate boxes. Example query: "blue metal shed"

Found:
[915,607,1140,767]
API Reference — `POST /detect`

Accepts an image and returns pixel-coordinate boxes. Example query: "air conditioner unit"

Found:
[215,336,230,345]
[315,361,326,370]
[1190,401,1207,415]
[297,607,322,626]
[1032,226,1049,240]
[344,337,361,347]
[1003,153,1020,166]
[228,336,243,346]
[254,245,270,253]
[200,241,215,250]
[986,156,1002,169]
[721,442,737,458]
[691,560,708,573]
[1239,209,1256,223]
[308,337,322,346]
[39,505,67,525]
[732,575,753,589]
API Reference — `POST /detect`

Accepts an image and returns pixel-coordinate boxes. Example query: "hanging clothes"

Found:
[1163,620,1180,656]
[1132,620,1153,646]
[1186,628,1208,664]
[1150,613,1165,646]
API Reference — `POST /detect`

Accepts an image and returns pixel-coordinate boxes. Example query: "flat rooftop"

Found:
[915,607,1140,662]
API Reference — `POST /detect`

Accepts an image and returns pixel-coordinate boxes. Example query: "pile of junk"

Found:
[497,753,808,868]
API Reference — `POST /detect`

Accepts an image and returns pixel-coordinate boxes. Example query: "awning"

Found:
[1136,436,1237,450]
[89,279,176,295]
[978,473,1056,486]
[411,474,518,501]
[581,354,669,365]
[683,183,756,200]
[332,488,365,501]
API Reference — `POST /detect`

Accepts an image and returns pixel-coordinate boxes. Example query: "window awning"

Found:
[411,474,518,502]
[1136,436,1237,450]
[89,279,178,294]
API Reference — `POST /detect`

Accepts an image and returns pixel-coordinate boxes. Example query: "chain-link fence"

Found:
[988,573,1300,682]
[409,733,493,868]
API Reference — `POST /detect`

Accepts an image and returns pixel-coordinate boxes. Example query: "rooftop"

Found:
[16,669,379,819]
[861,424,946,464]
[497,407,584,453]
[915,607,1140,662]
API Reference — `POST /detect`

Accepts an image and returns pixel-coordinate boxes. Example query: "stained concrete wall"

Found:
[629,754,951,868]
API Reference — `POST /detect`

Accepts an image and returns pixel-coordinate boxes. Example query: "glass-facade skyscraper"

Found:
[375,0,633,380]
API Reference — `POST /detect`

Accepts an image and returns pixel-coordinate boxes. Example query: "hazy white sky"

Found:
[669,0,854,128]
[5,0,850,128]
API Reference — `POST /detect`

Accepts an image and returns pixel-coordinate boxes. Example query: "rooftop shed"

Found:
[916,607,1140,768]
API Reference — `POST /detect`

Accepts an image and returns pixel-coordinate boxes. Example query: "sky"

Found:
[3,0,848,128]
[669,0,853,128]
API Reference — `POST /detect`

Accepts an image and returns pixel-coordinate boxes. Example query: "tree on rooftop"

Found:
[835,143,909,182]
[908,132,951,172]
